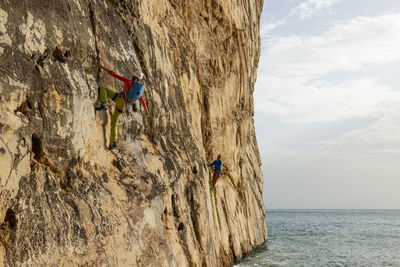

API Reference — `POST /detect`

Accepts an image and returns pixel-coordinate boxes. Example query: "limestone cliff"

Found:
[0,0,266,266]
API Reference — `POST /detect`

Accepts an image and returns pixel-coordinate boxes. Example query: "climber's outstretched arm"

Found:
[100,65,130,83]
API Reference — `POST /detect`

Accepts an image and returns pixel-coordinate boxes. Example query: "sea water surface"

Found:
[237,210,400,266]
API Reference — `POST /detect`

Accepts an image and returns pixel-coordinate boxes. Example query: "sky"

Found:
[255,0,400,209]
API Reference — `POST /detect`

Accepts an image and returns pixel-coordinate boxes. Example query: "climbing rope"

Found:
[209,168,221,232]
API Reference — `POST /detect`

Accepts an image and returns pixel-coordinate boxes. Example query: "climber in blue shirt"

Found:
[209,154,223,188]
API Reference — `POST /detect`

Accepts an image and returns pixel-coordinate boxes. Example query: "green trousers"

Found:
[99,86,124,143]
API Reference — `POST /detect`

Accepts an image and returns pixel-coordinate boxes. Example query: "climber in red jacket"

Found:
[95,65,148,150]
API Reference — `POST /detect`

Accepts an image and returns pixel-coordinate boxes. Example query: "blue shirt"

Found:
[209,159,223,171]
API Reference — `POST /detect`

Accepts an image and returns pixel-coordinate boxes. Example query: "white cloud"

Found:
[261,14,400,77]
[312,107,400,150]
[255,13,400,123]
[256,78,400,122]
[291,0,342,19]
[260,19,287,36]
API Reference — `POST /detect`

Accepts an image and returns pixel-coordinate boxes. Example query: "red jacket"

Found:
[106,69,147,109]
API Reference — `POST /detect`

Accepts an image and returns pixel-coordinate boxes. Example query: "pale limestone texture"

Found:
[0,0,266,266]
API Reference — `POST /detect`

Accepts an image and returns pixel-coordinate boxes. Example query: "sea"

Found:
[237,209,400,266]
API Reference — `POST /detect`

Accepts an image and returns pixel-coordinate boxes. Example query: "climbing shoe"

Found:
[95,104,107,111]
[109,141,117,150]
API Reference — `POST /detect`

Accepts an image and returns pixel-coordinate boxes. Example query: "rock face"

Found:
[0,0,266,266]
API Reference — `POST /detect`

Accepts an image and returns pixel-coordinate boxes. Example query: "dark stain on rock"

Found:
[131,102,137,112]
[145,172,167,200]
[14,98,32,116]
[44,172,58,192]
[60,169,75,192]
[35,49,50,67]
[192,166,197,174]
[112,159,123,171]
[186,185,202,248]
[64,198,80,218]
[31,134,59,174]
[4,208,17,230]
[32,134,44,161]
[102,173,109,183]
[52,47,69,63]
[171,194,179,219]
[164,156,175,174]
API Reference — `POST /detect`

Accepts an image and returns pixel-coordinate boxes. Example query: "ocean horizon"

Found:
[237,209,400,266]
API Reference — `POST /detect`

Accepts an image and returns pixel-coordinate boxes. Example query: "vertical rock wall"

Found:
[0,0,266,266]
